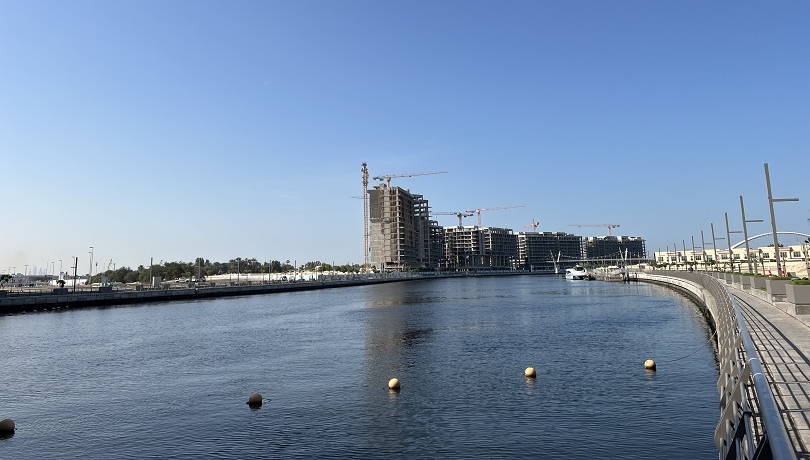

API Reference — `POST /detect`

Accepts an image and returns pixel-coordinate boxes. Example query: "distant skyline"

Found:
[2,1,808,274]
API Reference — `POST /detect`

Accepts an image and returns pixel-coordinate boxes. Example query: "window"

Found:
[793,251,802,258]
[733,254,740,260]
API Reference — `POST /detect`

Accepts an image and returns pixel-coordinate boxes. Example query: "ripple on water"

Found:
[0,277,718,459]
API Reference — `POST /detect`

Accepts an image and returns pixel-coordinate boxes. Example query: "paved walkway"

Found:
[728,285,810,459]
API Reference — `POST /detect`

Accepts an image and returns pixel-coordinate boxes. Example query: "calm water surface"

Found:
[1,276,718,459]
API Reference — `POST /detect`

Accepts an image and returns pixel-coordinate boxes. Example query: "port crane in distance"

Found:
[465,205,525,227]
[569,223,620,236]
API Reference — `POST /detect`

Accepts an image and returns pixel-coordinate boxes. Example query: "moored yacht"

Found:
[565,265,588,280]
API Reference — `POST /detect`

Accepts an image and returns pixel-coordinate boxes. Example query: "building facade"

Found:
[653,243,810,277]
[369,185,434,271]
[517,232,582,271]
[441,226,517,270]
[582,236,647,264]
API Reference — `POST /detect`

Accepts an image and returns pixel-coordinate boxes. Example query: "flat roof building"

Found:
[517,232,582,271]
[442,226,517,270]
[583,236,647,264]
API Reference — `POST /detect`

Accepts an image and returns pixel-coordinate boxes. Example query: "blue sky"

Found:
[2,1,808,274]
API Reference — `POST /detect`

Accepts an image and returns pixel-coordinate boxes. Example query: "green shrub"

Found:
[768,276,791,281]
[790,279,810,285]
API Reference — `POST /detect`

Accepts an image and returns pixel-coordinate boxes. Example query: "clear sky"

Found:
[2,1,808,275]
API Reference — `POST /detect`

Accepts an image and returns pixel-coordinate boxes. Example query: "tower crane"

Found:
[569,223,621,236]
[465,205,525,227]
[434,211,474,228]
[361,163,370,272]
[372,170,448,187]
[524,219,540,232]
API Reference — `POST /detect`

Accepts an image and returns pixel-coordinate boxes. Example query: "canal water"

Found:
[0,276,719,459]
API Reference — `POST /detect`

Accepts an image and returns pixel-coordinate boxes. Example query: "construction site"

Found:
[360,163,647,272]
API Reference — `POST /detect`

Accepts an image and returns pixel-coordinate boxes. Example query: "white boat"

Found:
[565,265,588,280]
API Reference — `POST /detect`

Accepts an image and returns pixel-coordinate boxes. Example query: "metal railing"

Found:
[647,271,795,460]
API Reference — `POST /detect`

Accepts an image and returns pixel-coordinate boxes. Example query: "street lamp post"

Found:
[89,246,94,284]
[725,212,743,273]
[699,232,705,270]
[740,195,763,274]
[711,223,725,272]
[72,256,78,292]
[764,163,799,277]
[673,242,678,269]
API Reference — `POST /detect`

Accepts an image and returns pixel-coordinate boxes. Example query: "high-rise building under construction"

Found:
[369,184,441,271]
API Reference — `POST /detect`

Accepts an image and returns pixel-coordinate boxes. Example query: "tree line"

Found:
[89,258,364,284]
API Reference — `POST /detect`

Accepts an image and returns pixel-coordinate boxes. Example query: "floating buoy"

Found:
[524,367,537,378]
[388,378,400,390]
[0,419,15,433]
[644,359,657,371]
[247,392,263,407]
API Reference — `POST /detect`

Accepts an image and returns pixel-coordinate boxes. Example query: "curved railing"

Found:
[642,271,795,460]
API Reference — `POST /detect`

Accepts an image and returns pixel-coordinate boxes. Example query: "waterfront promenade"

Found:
[729,284,810,459]
[643,271,810,460]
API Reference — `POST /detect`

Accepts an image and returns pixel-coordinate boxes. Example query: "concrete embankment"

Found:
[635,272,719,330]
[0,278,404,314]
[0,271,540,314]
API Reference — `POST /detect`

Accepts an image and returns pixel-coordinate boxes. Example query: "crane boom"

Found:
[372,170,448,187]
[465,205,525,226]
[569,223,621,236]
[434,211,474,227]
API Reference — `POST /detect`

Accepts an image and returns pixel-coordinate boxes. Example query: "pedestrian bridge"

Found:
[640,271,810,460]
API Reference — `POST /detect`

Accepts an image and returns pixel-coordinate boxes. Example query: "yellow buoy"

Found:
[0,419,15,432]
[388,378,400,390]
[524,367,537,378]
[247,392,263,406]
[644,359,657,370]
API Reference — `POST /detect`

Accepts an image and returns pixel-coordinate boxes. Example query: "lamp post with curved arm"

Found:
[740,196,764,274]
[764,163,799,277]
